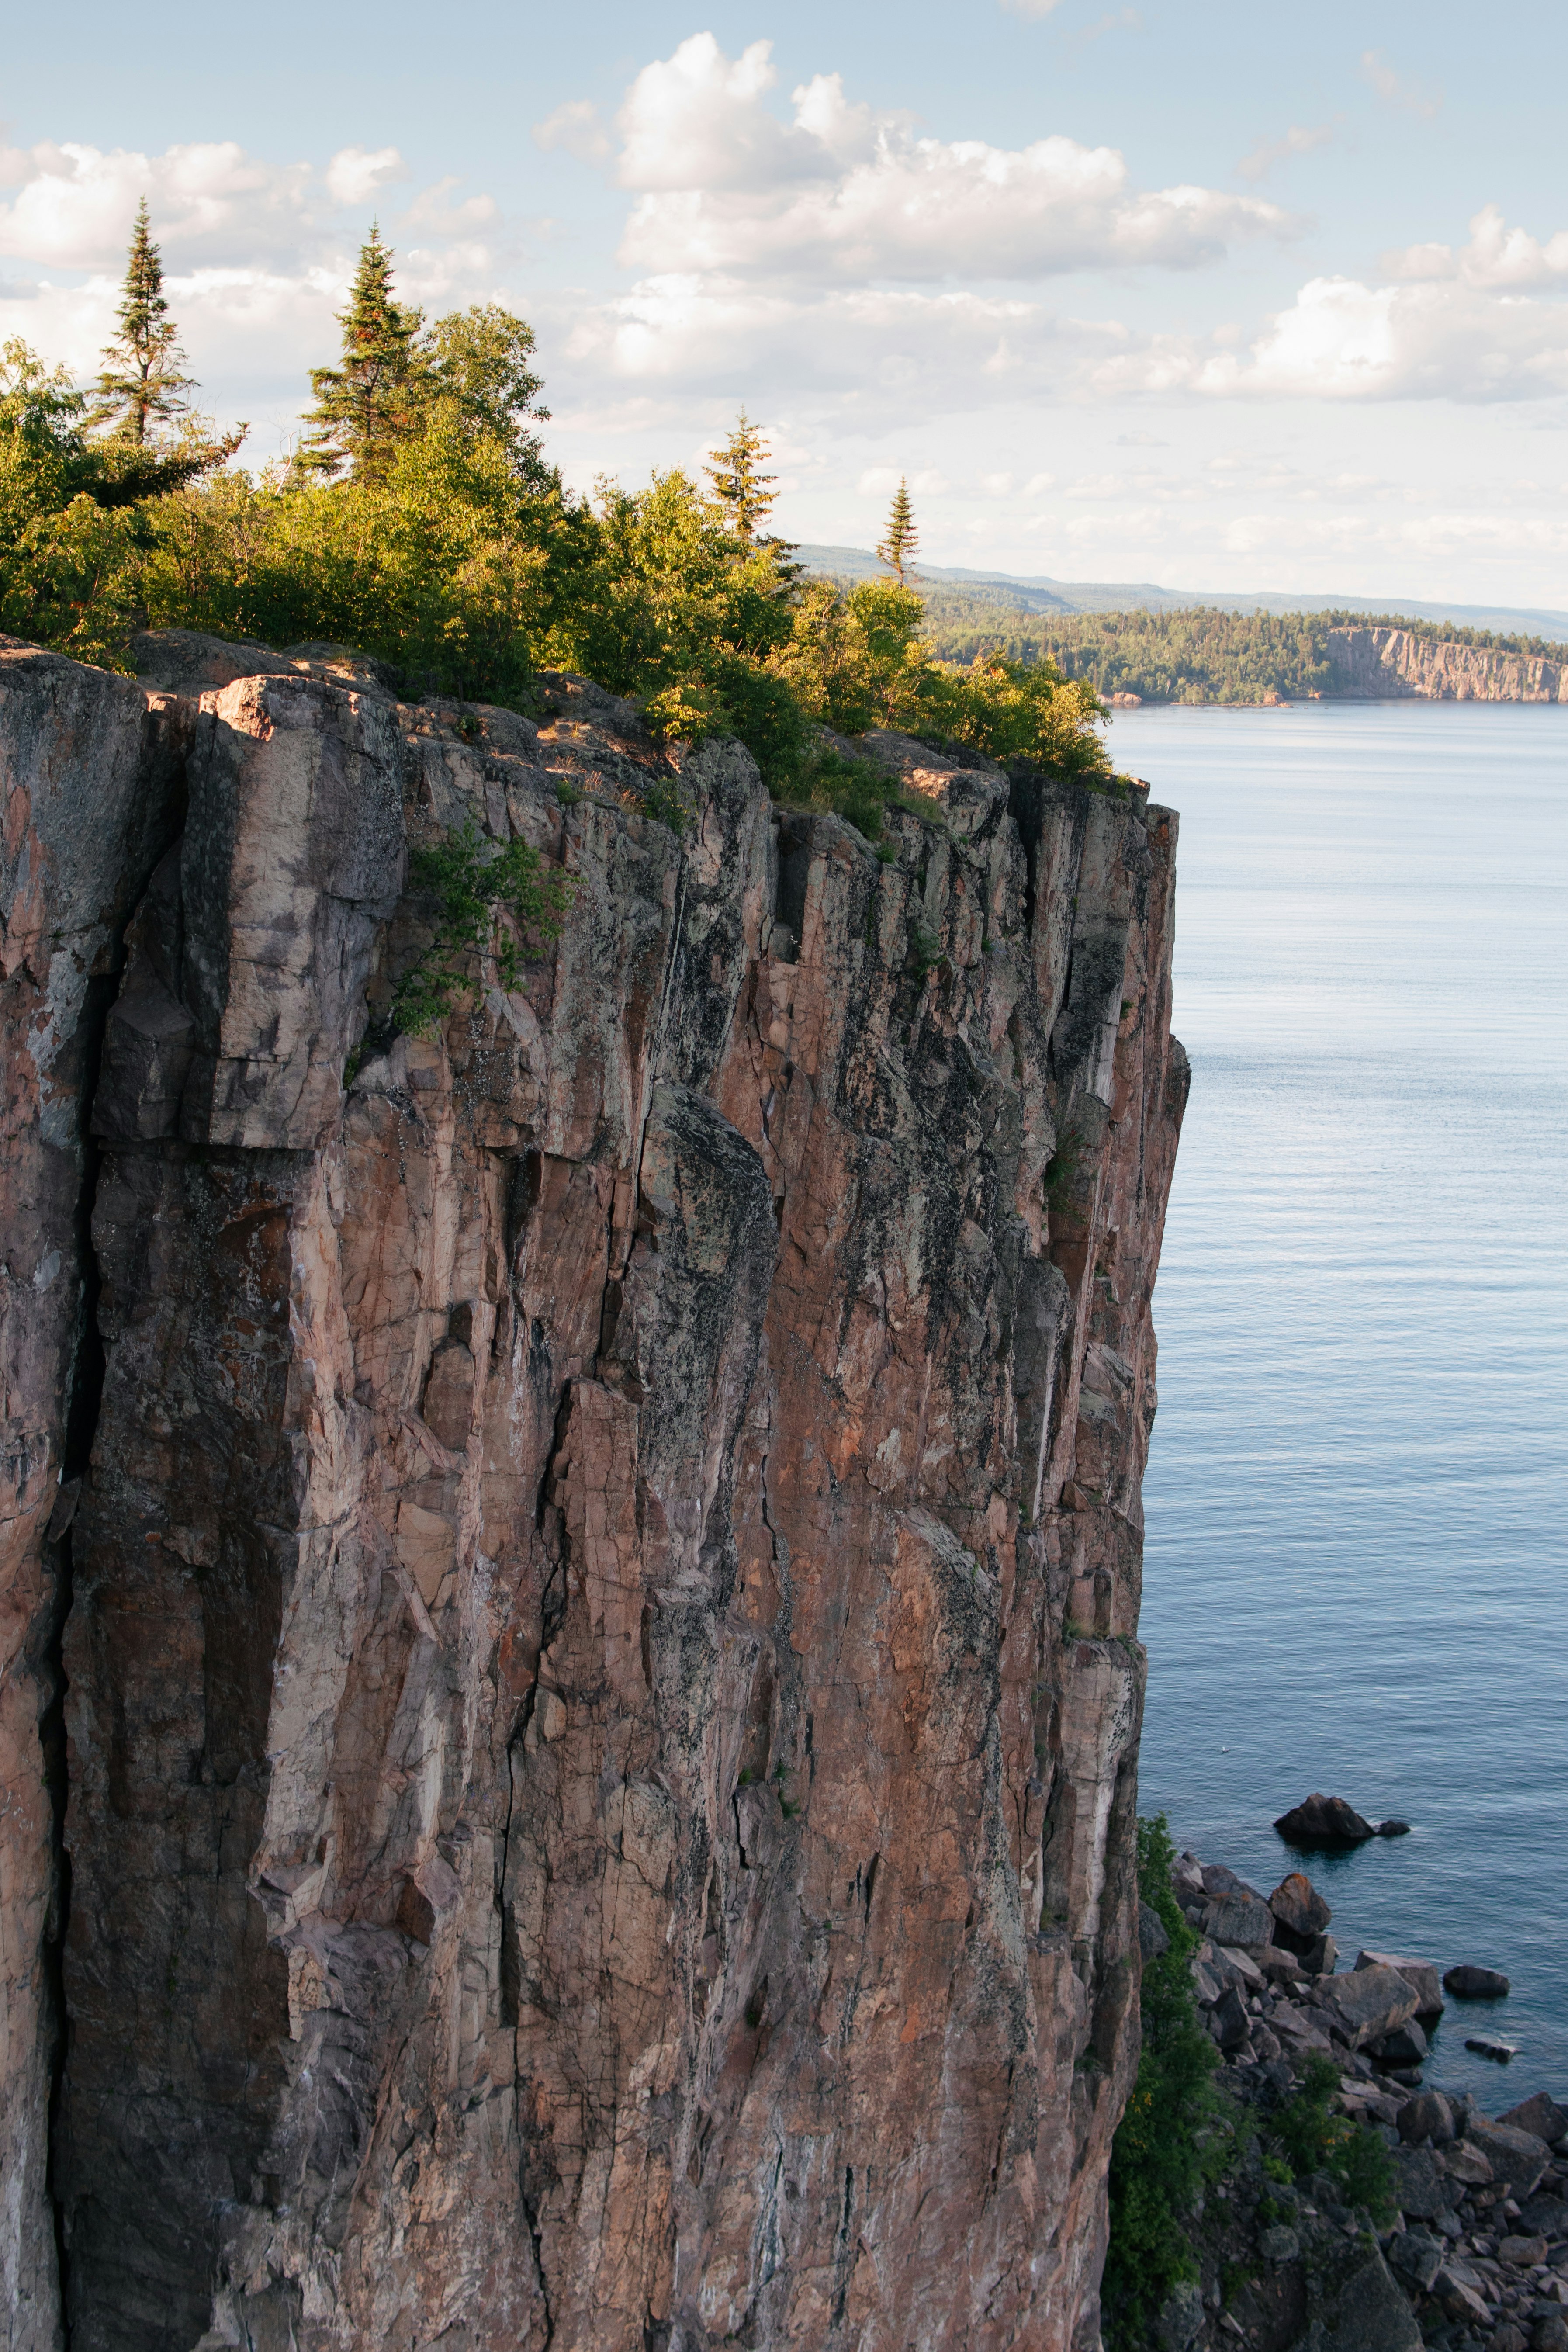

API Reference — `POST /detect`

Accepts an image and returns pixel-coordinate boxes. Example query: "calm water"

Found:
[1112,702,1568,2106]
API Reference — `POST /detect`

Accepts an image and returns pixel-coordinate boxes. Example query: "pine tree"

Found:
[87,199,195,446]
[705,408,777,542]
[298,227,424,481]
[877,477,919,585]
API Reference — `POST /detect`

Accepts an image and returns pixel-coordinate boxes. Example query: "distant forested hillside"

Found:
[909,595,1568,704]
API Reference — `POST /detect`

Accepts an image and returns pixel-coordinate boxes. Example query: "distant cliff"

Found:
[2,630,1186,2352]
[1322,626,1568,701]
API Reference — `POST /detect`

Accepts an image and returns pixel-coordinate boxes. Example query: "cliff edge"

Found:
[0,633,1186,2352]
[1324,626,1568,701]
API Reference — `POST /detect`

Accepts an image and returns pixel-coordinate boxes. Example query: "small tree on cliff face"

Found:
[298,226,424,480]
[87,198,196,446]
[877,476,919,585]
[705,408,777,543]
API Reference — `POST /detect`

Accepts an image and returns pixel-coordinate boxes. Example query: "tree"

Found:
[705,409,777,543]
[87,199,195,446]
[877,476,919,585]
[421,305,551,485]
[298,227,423,481]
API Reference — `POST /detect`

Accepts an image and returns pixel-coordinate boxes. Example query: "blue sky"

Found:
[5,0,1568,603]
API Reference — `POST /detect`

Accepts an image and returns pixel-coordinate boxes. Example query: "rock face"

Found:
[1322,624,1568,701]
[0,642,1186,2351]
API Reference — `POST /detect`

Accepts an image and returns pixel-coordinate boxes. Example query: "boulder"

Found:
[1467,2033,1519,2061]
[1440,2138,1494,2187]
[1156,2279,1205,2349]
[1200,1862,1251,1897]
[1376,1819,1412,1836]
[1321,1964,1421,2049]
[1532,2314,1568,2352]
[1270,1870,1332,1950]
[1356,1950,1444,2016]
[1211,1985,1251,2051]
[1139,1900,1170,1961]
[1367,2020,1429,2068]
[1500,2235,1550,2267]
[1500,2093,1568,2145]
[1391,2144,1452,2220]
[1211,1943,1265,1991]
[1388,2227,1444,2290]
[1466,2116,1552,2197]
[1397,2091,1456,2146]
[1435,2263,1490,2326]
[1444,1964,1511,1999]
[1258,2223,1300,2263]
[1300,1932,1339,1976]
[1517,2192,1568,2238]
[1274,1793,1376,1845]
[1305,2234,1422,2351]
[1203,1893,1276,1950]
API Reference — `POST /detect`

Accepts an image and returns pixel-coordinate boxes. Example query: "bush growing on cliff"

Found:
[0,218,1115,792]
[1264,2054,1395,2221]
[1101,1815,1229,2348]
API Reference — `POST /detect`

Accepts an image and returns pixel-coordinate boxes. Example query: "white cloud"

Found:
[999,0,1068,15]
[1235,123,1335,184]
[325,145,409,209]
[610,34,1291,283]
[1383,203,1568,289]
[0,140,313,269]
[1184,274,1568,403]
[533,100,611,165]
[1360,50,1442,121]
[401,177,499,236]
[1024,471,1056,495]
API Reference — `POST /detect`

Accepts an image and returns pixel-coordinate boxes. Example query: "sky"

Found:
[4,0,1568,606]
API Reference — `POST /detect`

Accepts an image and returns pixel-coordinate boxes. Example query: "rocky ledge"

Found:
[1151,1842,1568,2352]
[0,631,1186,2352]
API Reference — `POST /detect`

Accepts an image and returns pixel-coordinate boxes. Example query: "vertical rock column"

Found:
[0,644,187,2352]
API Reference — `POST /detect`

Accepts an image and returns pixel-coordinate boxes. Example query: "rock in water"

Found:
[1445,1963,1512,1998]
[1355,1948,1444,2015]
[1273,1792,1377,1843]
[0,645,1188,2351]
[1322,1963,1422,2048]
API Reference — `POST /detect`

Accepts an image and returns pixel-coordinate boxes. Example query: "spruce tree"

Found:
[87,199,195,446]
[705,408,777,542]
[877,477,919,585]
[298,226,423,481]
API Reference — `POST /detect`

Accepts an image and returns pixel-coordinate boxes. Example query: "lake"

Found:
[1111,700,1568,2105]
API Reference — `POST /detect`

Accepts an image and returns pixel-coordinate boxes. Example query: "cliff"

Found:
[1323,627,1568,702]
[0,630,1186,2352]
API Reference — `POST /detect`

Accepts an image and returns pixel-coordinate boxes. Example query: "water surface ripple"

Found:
[1113,702,1568,2103]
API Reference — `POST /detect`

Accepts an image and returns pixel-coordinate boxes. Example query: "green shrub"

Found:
[1102,1816,1229,2349]
[1265,2055,1395,2222]
[392,819,574,1038]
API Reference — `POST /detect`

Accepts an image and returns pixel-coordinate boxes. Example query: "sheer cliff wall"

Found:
[1324,624,1568,701]
[0,634,1186,2352]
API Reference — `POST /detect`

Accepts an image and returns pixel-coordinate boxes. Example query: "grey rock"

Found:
[1516,2192,1568,2238]
[1204,1893,1276,1949]
[1139,1900,1170,1961]
[1211,1985,1251,2050]
[1531,2315,1568,2352]
[1304,2234,1423,2350]
[1391,2144,1453,2220]
[1388,2227,1445,2290]
[1259,2223,1300,2263]
[1274,1793,1376,1845]
[1467,2033,1520,2061]
[1356,1950,1445,2016]
[1322,1964,1421,2049]
[1465,2117,1551,2197]
[1444,1964,1511,1999]
[1376,1819,1412,1836]
[1156,2278,1205,2349]
[1397,2091,1456,2146]
[1367,2020,1430,2067]
[1500,2094,1568,2145]
[1270,1869,1332,1948]
[1200,1863,1251,1897]
[1301,1931,1340,1976]
[1440,2137,1495,2186]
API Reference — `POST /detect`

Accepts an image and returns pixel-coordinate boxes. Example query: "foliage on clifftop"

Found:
[0,221,1112,800]
[916,598,1568,705]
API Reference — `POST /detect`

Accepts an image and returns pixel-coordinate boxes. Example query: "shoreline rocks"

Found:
[1153,1838,1568,2352]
